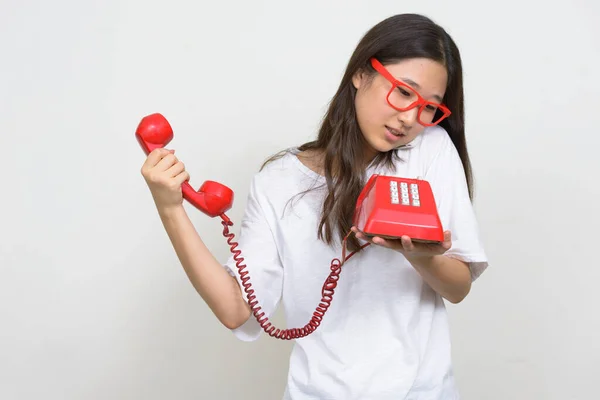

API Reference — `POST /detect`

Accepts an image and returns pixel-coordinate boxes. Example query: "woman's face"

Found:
[352,57,448,161]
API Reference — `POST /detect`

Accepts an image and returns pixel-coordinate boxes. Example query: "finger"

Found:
[443,230,451,242]
[353,230,367,240]
[401,235,415,251]
[372,236,391,247]
[141,150,170,179]
[441,230,452,250]
[154,153,179,172]
[354,230,374,244]
[351,226,363,237]
[173,170,190,186]
[142,148,172,170]
[166,161,185,178]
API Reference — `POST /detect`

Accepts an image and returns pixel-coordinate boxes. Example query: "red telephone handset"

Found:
[136,113,367,341]
[135,113,234,218]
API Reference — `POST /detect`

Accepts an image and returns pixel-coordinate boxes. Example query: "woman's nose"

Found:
[397,106,419,127]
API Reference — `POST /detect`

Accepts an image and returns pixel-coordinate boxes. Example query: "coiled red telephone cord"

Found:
[219,214,370,340]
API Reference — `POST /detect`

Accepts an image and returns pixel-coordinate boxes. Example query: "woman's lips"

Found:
[385,125,406,140]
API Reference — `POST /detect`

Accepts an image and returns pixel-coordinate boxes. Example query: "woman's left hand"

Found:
[351,226,452,261]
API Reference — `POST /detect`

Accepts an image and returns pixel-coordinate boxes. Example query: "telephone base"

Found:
[353,175,444,244]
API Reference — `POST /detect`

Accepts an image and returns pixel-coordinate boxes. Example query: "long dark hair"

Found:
[263,13,473,252]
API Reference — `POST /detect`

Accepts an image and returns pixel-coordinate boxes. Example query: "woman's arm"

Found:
[405,253,471,303]
[158,204,251,329]
[140,147,251,330]
[351,228,473,303]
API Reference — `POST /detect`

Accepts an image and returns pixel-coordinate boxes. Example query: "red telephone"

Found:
[353,174,444,243]
[135,113,442,340]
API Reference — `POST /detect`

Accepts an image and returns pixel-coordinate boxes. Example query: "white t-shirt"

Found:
[223,125,488,400]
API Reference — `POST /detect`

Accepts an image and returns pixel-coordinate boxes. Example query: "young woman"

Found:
[141,13,488,400]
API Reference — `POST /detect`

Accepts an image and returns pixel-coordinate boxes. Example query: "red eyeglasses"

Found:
[370,58,451,126]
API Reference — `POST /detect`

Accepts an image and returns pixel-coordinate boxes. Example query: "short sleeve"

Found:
[424,133,489,281]
[222,175,284,341]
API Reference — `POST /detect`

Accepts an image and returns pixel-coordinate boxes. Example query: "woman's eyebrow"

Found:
[400,77,444,102]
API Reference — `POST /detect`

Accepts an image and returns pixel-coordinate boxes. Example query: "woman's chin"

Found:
[363,135,410,159]
[376,137,408,152]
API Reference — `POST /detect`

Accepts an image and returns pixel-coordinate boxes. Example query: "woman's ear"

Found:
[352,69,365,90]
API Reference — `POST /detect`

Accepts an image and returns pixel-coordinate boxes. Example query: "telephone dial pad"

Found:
[390,180,420,207]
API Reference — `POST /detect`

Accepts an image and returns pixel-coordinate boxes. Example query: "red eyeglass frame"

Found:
[369,58,451,126]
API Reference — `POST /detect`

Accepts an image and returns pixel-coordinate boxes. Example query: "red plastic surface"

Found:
[135,113,234,217]
[353,174,444,243]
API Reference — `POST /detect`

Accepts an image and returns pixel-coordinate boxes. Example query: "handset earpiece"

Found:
[135,113,174,154]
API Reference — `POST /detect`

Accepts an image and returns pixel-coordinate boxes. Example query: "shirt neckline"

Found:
[288,148,326,182]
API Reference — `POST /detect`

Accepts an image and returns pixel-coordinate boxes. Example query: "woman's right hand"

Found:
[140,148,190,211]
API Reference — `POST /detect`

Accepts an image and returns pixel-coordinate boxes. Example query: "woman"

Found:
[141,13,488,400]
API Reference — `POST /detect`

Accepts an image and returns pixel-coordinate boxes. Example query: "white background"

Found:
[1,0,599,399]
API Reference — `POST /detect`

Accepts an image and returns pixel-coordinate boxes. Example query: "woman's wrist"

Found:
[157,203,186,220]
